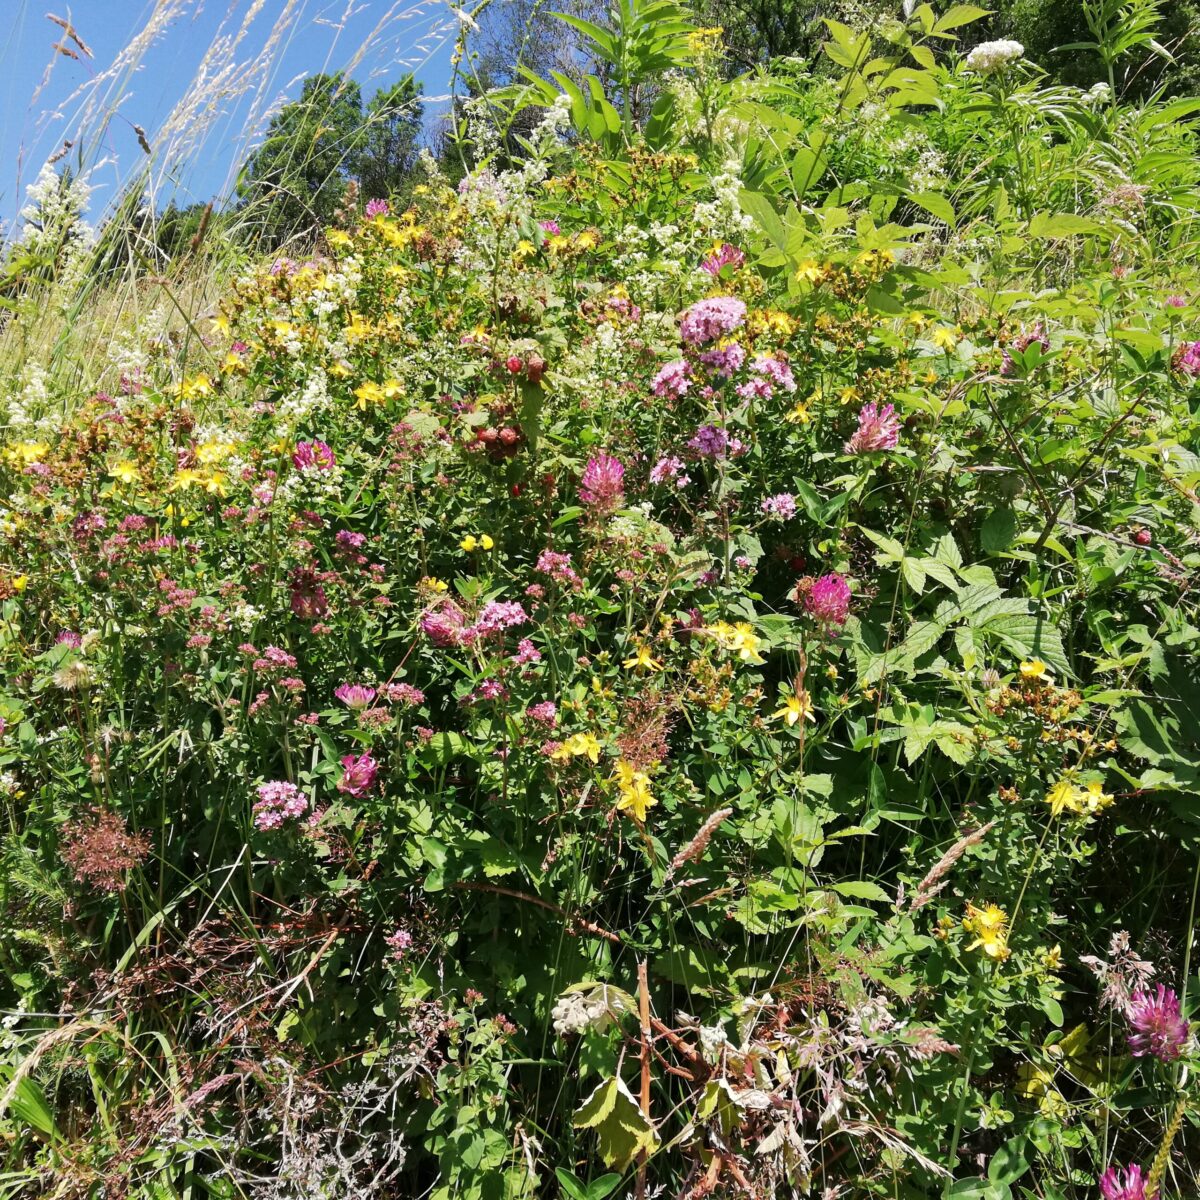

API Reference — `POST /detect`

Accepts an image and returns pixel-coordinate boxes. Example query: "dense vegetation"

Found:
[0,2,1198,1198]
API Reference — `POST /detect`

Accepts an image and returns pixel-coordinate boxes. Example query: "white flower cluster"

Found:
[964,39,1024,75]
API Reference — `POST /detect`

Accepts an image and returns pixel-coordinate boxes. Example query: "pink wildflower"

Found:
[700,243,746,275]
[699,341,746,379]
[652,360,691,398]
[292,440,335,471]
[528,701,557,726]
[1127,985,1190,1061]
[421,599,471,648]
[335,684,377,710]
[761,493,797,521]
[253,781,308,831]
[680,297,746,346]
[385,682,425,705]
[365,198,390,218]
[1099,1164,1151,1200]
[806,573,852,627]
[650,456,690,488]
[1173,340,1200,376]
[337,753,379,797]
[473,600,528,637]
[579,454,625,511]
[385,926,413,957]
[845,402,901,454]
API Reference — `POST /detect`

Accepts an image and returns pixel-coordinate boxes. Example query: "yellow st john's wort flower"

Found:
[623,643,663,673]
[420,576,449,594]
[4,441,49,466]
[459,534,494,553]
[795,260,826,284]
[963,901,1010,961]
[10,575,29,592]
[354,378,403,410]
[612,759,656,823]
[774,689,815,727]
[108,461,140,485]
[177,374,214,402]
[551,732,602,765]
[325,228,354,251]
[785,400,811,425]
[1020,658,1051,682]
[704,621,765,664]
[931,326,960,351]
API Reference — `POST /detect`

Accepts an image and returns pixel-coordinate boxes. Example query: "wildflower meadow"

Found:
[0,0,1198,1197]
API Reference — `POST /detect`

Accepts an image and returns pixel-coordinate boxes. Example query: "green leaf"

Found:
[830,880,891,902]
[933,4,991,33]
[573,1075,659,1171]
[1028,212,1101,240]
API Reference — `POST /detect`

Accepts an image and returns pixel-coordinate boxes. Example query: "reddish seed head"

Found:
[1133,528,1151,546]
[506,355,523,374]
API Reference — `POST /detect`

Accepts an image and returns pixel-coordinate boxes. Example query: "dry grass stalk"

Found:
[909,820,996,911]
[667,807,733,878]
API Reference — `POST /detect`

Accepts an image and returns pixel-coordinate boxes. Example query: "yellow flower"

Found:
[907,313,928,330]
[795,260,825,284]
[1019,659,1051,682]
[705,621,764,664]
[328,359,353,379]
[178,374,214,402]
[326,229,353,250]
[551,732,602,765]
[11,575,29,592]
[4,441,49,466]
[1043,944,1063,972]
[785,401,810,425]
[931,327,959,351]
[108,461,140,485]
[514,239,536,260]
[1079,780,1114,815]
[459,533,494,552]
[1045,778,1081,817]
[354,381,385,409]
[344,313,373,343]
[838,386,861,406]
[195,440,236,465]
[623,643,663,673]
[613,759,656,823]
[963,901,1010,960]
[774,690,815,727]
[421,576,449,593]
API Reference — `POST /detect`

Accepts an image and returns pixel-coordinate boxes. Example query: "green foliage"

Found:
[2,4,1200,1198]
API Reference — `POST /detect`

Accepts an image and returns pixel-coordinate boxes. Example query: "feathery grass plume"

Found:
[667,807,733,878]
[909,820,997,911]
[1147,1096,1186,1197]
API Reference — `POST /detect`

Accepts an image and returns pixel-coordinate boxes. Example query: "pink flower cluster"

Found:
[536,550,580,587]
[650,455,690,488]
[700,243,746,276]
[679,297,747,346]
[806,573,851,627]
[578,454,625,511]
[365,198,390,218]
[698,342,745,379]
[292,440,335,471]
[421,598,528,648]
[652,360,691,398]
[1173,339,1200,376]
[337,753,378,797]
[253,781,308,831]
[335,683,377,710]
[760,493,797,521]
[1099,1164,1151,1200]
[1126,984,1190,1061]
[845,402,901,453]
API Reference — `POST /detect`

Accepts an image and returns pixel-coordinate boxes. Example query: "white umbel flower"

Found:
[964,39,1024,74]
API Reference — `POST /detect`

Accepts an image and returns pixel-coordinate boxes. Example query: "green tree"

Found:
[354,75,425,205]
[237,72,366,248]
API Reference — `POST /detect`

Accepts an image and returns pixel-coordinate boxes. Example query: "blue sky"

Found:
[0,0,459,230]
